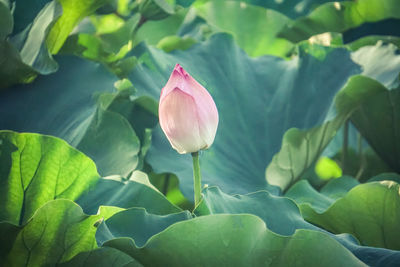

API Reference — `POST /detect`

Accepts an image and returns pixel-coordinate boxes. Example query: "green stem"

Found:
[191,152,202,207]
[355,133,365,180]
[342,119,349,174]
[131,15,147,41]
[162,174,170,196]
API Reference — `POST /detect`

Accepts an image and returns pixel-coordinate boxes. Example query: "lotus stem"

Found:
[191,151,202,207]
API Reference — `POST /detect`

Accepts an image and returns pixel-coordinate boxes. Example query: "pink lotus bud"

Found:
[159,64,219,154]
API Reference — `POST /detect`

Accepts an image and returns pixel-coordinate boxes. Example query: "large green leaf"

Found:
[76,107,140,177]
[321,63,400,177]
[348,83,400,172]
[321,40,400,173]
[61,13,141,63]
[266,116,346,191]
[193,1,294,57]
[2,200,101,266]
[286,179,342,212]
[46,0,112,53]
[193,185,400,266]
[127,33,360,198]
[299,181,400,250]
[61,247,142,267]
[319,175,360,200]
[278,0,400,43]
[0,56,142,177]
[193,0,346,19]
[77,173,182,216]
[95,88,159,170]
[0,1,62,88]
[96,208,192,247]
[0,131,99,225]
[194,186,316,235]
[266,75,395,191]
[99,213,365,266]
[1,0,117,88]
[285,173,400,211]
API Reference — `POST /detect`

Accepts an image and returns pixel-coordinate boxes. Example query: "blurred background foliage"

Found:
[1,0,400,266]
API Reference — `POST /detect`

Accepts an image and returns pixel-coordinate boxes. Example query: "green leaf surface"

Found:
[286,180,335,213]
[98,14,140,54]
[279,0,400,43]
[191,185,400,266]
[62,14,141,63]
[76,107,140,177]
[100,213,365,266]
[2,200,100,266]
[320,175,360,200]
[193,1,294,57]
[96,90,159,170]
[300,181,400,250]
[156,35,196,52]
[192,185,400,266]
[348,82,400,172]
[15,1,61,72]
[0,56,142,177]
[148,172,192,210]
[193,0,346,19]
[0,131,99,225]
[127,33,360,198]
[266,75,396,191]
[0,1,62,88]
[133,8,188,47]
[194,186,316,235]
[266,115,346,191]
[137,0,175,21]
[47,0,112,53]
[77,174,182,216]
[96,208,192,247]
[60,247,142,267]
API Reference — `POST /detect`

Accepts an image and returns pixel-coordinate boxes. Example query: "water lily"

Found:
[159,63,219,206]
[159,63,219,154]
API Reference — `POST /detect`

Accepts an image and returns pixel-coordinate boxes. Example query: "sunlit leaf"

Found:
[0,131,99,225]
[279,0,400,43]
[2,200,100,266]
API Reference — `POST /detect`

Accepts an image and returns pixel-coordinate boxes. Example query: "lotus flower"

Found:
[159,64,219,154]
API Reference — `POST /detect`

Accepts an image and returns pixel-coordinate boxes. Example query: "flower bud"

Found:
[159,64,219,154]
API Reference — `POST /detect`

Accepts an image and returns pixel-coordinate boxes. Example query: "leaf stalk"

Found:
[191,151,202,208]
